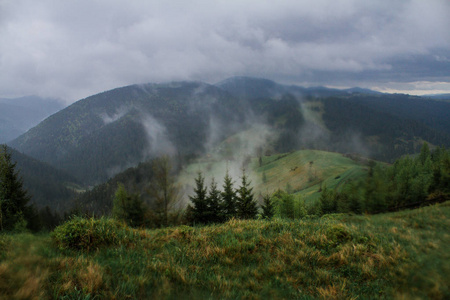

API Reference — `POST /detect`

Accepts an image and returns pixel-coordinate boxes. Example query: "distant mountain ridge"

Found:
[0,96,64,143]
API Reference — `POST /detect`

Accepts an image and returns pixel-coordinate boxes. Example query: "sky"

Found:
[1,0,450,104]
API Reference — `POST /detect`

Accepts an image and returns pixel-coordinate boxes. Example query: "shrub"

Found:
[325,224,352,245]
[0,234,10,261]
[52,217,141,251]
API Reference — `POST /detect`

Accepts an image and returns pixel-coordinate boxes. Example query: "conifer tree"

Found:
[221,169,237,220]
[206,178,223,223]
[319,186,337,215]
[236,169,258,219]
[261,194,274,220]
[189,172,209,224]
[112,183,128,222]
[112,183,145,227]
[0,145,31,231]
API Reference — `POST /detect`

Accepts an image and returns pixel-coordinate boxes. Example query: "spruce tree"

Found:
[207,178,223,223]
[221,169,237,220]
[189,172,208,224]
[261,194,274,220]
[236,169,258,219]
[0,145,31,231]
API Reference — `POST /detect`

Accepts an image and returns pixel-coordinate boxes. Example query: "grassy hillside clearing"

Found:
[0,202,448,299]
[178,150,368,204]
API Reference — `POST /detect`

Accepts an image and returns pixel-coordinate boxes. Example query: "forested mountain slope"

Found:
[7,146,80,211]
[8,77,450,187]
[10,82,245,185]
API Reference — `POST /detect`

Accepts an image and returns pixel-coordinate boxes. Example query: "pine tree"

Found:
[189,172,209,224]
[236,169,258,219]
[0,145,31,231]
[112,183,145,227]
[261,194,274,220]
[206,178,223,223]
[221,169,237,220]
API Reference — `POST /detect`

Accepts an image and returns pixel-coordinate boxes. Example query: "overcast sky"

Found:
[1,0,450,103]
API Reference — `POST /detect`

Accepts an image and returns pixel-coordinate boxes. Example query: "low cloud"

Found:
[140,113,176,158]
[99,106,130,125]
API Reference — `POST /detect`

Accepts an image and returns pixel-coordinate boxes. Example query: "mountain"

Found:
[9,77,450,188]
[215,76,292,99]
[7,146,80,211]
[0,96,64,143]
[423,93,450,101]
[9,82,245,185]
[320,96,450,161]
[338,94,450,135]
[342,87,382,95]
[218,77,450,160]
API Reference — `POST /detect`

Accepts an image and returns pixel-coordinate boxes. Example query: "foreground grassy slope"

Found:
[178,150,368,204]
[0,202,448,299]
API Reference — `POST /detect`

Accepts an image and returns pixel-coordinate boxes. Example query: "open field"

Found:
[0,202,448,299]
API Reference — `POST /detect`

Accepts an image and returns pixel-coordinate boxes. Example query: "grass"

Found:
[0,202,449,299]
[178,149,368,204]
[254,150,367,203]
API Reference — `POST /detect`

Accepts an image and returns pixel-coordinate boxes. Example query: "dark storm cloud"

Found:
[0,0,449,103]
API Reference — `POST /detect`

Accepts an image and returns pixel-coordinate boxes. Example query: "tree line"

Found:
[315,143,450,215]
[112,166,262,228]
[2,142,448,232]
[185,170,260,225]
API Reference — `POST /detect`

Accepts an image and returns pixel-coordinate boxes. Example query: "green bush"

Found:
[0,234,10,261]
[51,217,141,251]
[325,224,352,245]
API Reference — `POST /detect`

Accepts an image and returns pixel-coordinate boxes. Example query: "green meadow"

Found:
[1,201,448,299]
[178,150,368,204]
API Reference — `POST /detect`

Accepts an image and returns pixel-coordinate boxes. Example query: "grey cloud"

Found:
[1,0,449,102]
